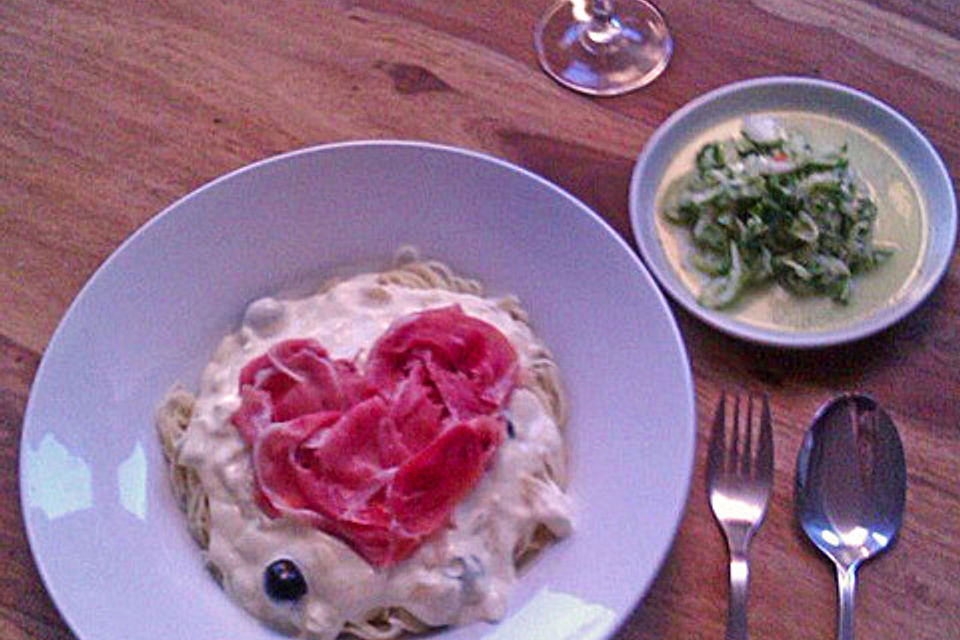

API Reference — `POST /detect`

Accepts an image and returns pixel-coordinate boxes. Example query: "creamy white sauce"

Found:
[176,274,573,639]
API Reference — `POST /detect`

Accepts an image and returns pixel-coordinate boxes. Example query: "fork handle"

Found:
[725,548,750,640]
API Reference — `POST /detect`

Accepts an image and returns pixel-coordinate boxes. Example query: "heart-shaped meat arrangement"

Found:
[230,305,519,567]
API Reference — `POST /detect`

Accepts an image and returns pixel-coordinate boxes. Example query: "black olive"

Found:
[506,418,516,439]
[264,559,307,602]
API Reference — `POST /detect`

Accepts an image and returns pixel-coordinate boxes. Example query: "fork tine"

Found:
[742,394,754,475]
[729,393,741,470]
[708,391,727,480]
[756,393,774,481]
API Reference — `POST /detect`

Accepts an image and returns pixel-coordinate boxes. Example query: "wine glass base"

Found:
[534,0,673,96]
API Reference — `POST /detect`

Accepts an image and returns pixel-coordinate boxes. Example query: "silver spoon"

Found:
[795,394,906,640]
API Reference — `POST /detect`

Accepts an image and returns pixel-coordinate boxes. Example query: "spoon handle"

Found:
[836,564,857,640]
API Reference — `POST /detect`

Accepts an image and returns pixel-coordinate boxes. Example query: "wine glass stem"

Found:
[591,0,615,19]
[586,0,622,45]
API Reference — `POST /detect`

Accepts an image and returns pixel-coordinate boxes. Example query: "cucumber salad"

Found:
[664,116,895,309]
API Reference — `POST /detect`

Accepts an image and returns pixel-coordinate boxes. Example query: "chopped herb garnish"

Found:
[665,117,895,308]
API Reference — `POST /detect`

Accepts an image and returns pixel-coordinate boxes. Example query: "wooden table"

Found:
[3,1,958,638]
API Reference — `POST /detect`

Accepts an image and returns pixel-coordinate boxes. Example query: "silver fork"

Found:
[706,391,774,640]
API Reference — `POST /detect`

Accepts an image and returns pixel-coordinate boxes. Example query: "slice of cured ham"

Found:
[367,306,518,419]
[231,339,373,445]
[229,305,517,566]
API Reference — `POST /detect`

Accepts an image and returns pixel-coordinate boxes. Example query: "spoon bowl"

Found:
[795,394,906,640]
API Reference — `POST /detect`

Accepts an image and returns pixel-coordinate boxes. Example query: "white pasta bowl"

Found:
[20,142,695,640]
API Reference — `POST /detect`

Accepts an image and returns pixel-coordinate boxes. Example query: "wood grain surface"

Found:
[2,1,959,639]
